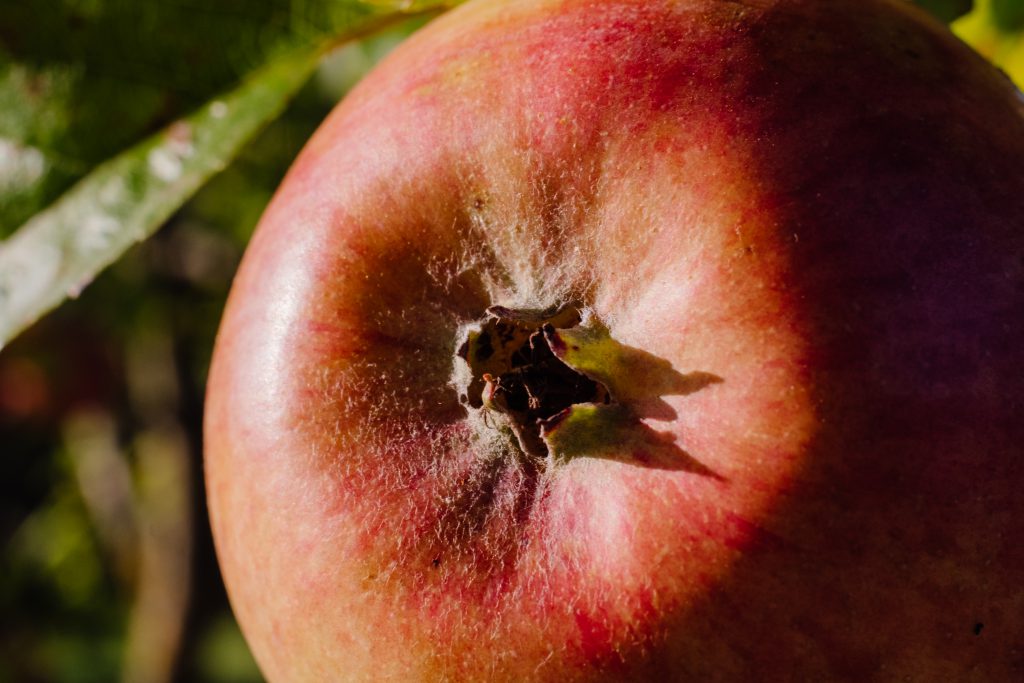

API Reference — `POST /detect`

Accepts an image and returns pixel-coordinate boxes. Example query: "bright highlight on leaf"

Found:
[0,48,320,349]
[955,0,1024,88]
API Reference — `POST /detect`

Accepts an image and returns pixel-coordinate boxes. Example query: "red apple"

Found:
[205,0,1024,679]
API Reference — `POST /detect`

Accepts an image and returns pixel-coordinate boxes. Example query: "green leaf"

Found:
[913,0,975,22]
[0,1,458,238]
[0,1,380,102]
[992,0,1024,30]
[0,0,332,237]
[954,0,1024,87]
[0,54,100,236]
[0,2,461,348]
[0,47,321,349]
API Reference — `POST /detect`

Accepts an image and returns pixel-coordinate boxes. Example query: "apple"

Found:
[204,0,1024,680]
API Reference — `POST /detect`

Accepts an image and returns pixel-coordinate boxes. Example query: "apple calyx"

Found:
[457,305,721,472]
[457,303,613,459]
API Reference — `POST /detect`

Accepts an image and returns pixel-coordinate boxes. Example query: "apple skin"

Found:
[205,0,1024,680]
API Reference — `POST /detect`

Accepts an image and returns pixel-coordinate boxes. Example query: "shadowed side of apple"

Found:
[204,0,1024,680]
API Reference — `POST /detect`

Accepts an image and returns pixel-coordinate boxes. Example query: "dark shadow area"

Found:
[543,403,724,477]
[622,3,1024,679]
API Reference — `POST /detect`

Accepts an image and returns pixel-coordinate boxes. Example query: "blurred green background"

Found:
[0,1,1021,681]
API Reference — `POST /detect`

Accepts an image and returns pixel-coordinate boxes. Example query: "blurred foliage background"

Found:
[0,1,1020,681]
